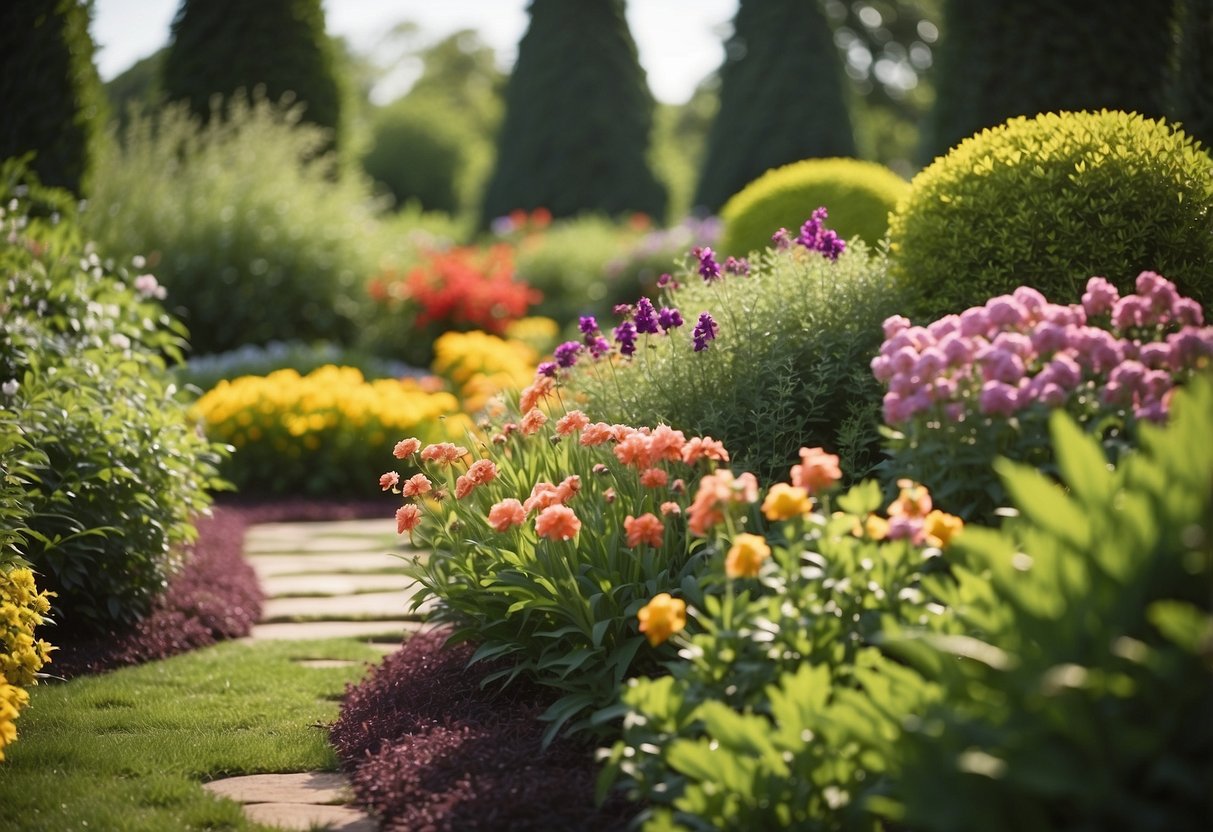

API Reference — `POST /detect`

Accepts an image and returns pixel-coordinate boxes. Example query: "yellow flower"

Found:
[864,514,889,540]
[637,593,687,646]
[725,533,772,579]
[761,483,813,521]
[923,510,964,549]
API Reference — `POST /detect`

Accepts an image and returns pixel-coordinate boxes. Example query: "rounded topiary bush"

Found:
[718,157,909,257]
[888,110,1213,322]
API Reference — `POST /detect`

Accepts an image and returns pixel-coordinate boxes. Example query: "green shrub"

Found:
[717,157,908,258]
[362,96,466,214]
[1,164,226,632]
[888,110,1213,323]
[82,96,382,355]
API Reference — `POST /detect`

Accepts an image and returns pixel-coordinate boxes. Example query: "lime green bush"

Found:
[718,157,908,258]
[888,110,1213,322]
[82,95,383,355]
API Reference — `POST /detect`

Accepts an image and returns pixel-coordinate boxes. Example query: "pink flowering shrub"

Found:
[873,272,1213,520]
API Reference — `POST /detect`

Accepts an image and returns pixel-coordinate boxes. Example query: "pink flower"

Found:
[487,498,526,532]
[402,473,433,497]
[625,513,665,548]
[870,354,894,381]
[986,296,1027,329]
[535,504,581,541]
[420,442,468,464]
[379,471,400,491]
[959,306,991,338]
[640,467,669,488]
[614,430,652,468]
[454,474,476,499]
[681,436,730,464]
[883,392,913,425]
[580,422,616,446]
[926,314,961,340]
[1112,295,1149,331]
[467,459,499,485]
[882,315,912,340]
[1137,342,1171,369]
[790,447,842,495]
[648,425,687,462]
[660,501,681,516]
[555,475,582,503]
[520,407,548,435]
[1081,276,1119,318]
[890,345,919,375]
[1168,327,1213,367]
[940,333,976,367]
[519,375,555,412]
[913,347,947,382]
[979,347,1026,385]
[1173,298,1204,327]
[1012,286,1048,318]
[979,380,1020,417]
[396,504,422,536]
[555,410,590,436]
[393,437,421,459]
[523,481,562,513]
[1030,321,1069,356]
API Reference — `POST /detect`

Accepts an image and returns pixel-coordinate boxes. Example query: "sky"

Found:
[90,0,740,105]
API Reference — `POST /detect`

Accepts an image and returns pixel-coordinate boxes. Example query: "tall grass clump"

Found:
[83,94,383,355]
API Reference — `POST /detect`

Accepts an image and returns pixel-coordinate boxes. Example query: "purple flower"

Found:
[579,315,600,336]
[986,296,1027,329]
[634,297,660,334]
[796,207,846,260]
[614,321,638,356]
[657,272,677,289]
[554,340,583,368]
[980,381,1021,417]
[692,246,721,282]
[723,256,750,276]
[588,336,612,359]
[1081,276,1119,318]
[692,312,718,352]
[614,303,634,319]
[771,228,793,250]
[537,361,558,378]
[657,306,684,332]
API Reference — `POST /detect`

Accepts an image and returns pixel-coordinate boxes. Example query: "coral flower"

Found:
[555,410,590,436]
[725,533,771,579]
[520,407,548,435]
[467,458,499,485]
[421,442,469,464]
[519,375,555,412]
[392,437,421,459]
[555,475,582,502]
[454,474,476,499]
[625,513,664,548]
[378,471,400,491]
[639,467,669,489]
[681,436,730,464]
[614,430,652,468]
[535,504,581,541]
[580,422,616,446]
[395,503,422,536]
[401,473,433,497]
[637,593,686,647]
[647,425,687,462]
[524,481,562,513]
[487,498,527,532]
[923,509,963,549]
[789,447,842,494]
[660,501,681,516]
[888,479,932,519]
[761,483,812,520]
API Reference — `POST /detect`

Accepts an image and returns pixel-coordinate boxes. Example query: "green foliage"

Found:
[888,110,1213,323]
[919,0,1175,163]
[718,157,908,258]
[479,0,667,225]
[0,0,107,195]
[570,241,902,482]
[1172,0,1213,150]
[694,0,857,213]
[1,163,225,632]
[885,375,1213,831]
[83,96,382,355]
[362,95,467,214]
[162,0,346,153]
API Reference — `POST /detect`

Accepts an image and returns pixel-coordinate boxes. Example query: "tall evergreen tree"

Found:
[479,0,667,226]
[919,0,1176,164]
[0,0,106,195]
[693,0,856,214]
[1173,0,1213,150]
[162,0,343,149]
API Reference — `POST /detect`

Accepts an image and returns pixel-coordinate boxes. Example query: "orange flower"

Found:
[639,467,669,489]
[555,410,590,436]
[520,407,548,435]
[687,469,758,536]
[637,593,686,646]
[761,483,812,521]
[379,471,400,491]
[625,513,665,548]
[789,447,842,494]
[395,503,422,536]
[535,504,581,541]
[455,474,476,499]
[580,422,616,446]
[523,481,562,513]
[888,479,932,519]
[421,442,469,464]
[681,436,730,464]
[613,430,652,468]
[555,475,582,502]
[923,509,963,548]
[487,498,526,532]
[648,425,687,462]
[660,501,681,516]
[401,473,433,497]
[393,437,421,459]
[725,533,771,578]
[519,375,555,412]
[467,458,499,485]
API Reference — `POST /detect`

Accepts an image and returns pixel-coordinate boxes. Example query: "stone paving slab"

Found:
[247,619,427,642]
[241,802,377,831]
[262,590,422,623]
[262,571,415,598]
[204,772,350,804]
[248,552,412,577]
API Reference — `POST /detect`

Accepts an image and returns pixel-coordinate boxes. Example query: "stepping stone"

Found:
[262,589,424,623]
[247,552,414,577]
[241,802,377,831]
[245,519,398,544]
[247,619,427,642]
[295,659,362,669]
[262,572,415,598]
[204,772,350,804]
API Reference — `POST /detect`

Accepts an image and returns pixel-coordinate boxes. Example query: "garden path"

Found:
[206,517,426,832]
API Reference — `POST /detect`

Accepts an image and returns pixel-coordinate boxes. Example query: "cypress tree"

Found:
[693,0,856,215]
[919,0,1176,164]
[1173,0,1213,150]
[162,0,343,149]
[479,0,667,226]
[0,0,106,195]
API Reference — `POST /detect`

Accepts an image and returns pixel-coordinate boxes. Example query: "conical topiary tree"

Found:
[919,0,1176,164]
[1173,0,1213,150]
[479,0,667,227]
[162,0,343,149]
[693,0,856,214]
[0,0,107,195]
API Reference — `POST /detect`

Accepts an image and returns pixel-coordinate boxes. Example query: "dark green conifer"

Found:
[479,0,667,226]
[693,0,856,214]
[1173,0,1213,150]
[0,0,107,195]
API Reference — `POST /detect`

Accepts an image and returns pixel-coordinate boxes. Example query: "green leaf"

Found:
[994,458,1090,550]
[1049,411,1114,507]
[1148,600,1213,655]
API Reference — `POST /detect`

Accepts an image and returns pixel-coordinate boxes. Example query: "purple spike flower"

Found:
[614,321,638,356]
[692,246,721,282]
[797,207,846,261]
[692,312,718,352]
[658,306,684,332]
[554,340,583,368]
[588,336,611,359]
[771,228,793,250]
[634,297,660,334]
[578,315,599,336]
[723,256,750,276]
[537,361,558,378]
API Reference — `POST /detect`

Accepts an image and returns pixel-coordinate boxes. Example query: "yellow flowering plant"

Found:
[0,567,54,762]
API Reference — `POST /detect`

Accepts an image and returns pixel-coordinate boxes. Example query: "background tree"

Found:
[162,0,345,152]
[693,0,856,214]
[0,0,107,195]
[919,0,1176,164]
[1172,0,1213,149]
[479,0,667,226]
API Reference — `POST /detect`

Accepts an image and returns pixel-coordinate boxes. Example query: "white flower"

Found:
[109,333,131,350]
[133,273,166,300]
[1,379,18,397]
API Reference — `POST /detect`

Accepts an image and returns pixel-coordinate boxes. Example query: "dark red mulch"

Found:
[331,628,634,832]
[48,495,396,679]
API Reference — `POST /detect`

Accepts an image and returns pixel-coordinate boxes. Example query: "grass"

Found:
[0,637,383,832]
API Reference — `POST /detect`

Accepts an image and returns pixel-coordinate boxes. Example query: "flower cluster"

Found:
[873,273,1212,426]
[429,330,538,414]
[489,206,553,238]
[796,206,846,260]
[1,567,54,762]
